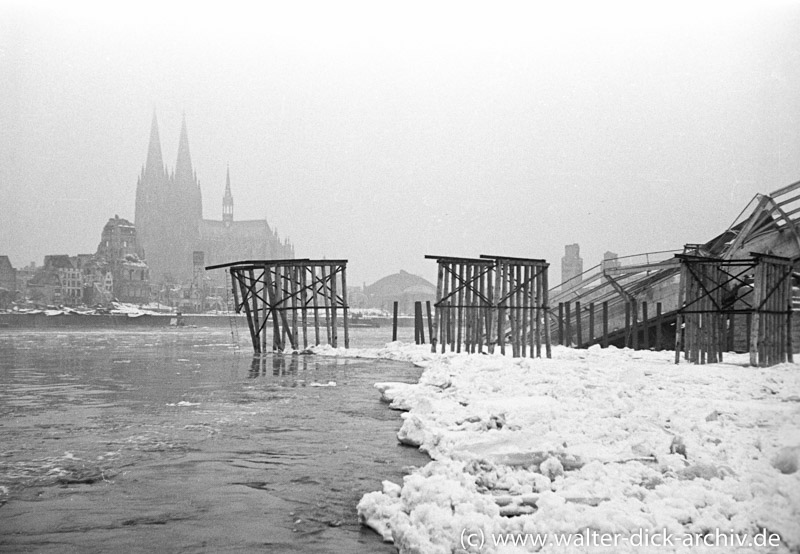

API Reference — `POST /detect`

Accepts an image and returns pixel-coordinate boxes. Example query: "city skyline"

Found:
[2,2,799,286]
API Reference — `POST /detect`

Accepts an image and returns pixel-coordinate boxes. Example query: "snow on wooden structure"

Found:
[675,253,794,367]
[426,255,551,358]
[206,259,349,353]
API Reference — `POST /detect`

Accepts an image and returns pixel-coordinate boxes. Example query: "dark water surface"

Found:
[0,328,425,553]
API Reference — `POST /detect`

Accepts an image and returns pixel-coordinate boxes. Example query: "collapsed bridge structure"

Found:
[551,180,800,366]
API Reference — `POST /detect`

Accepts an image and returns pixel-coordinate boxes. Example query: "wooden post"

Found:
[312,266,321,346]
[321,266,331,345]
[456,263,465,353]
[392,301,399,342]
[543,267,551,358]
[330,264,338,348]
[464,264,473,353]
[602,301,609,348]
[265,267,281,351]
[248,268,262,353]
[290,265,299,350]
[575,301,582,348]
[498,263,507,355]
[655,302,662,351]
[426,300,434,349]
[534,267,542,357]
[565,301,572,348]
[341,264,350,349]
[236,271,259,352]
[632,299,639,350]
[588,302,595,346]
[750,262,762,366]
[641,301,649,350]
[624,301,631,349]
[415,301,425,344]
[557,302,564,346]
[300,265,308,349]
[522,265,531,357]
[788,289,794,364]
[432,263,443,353]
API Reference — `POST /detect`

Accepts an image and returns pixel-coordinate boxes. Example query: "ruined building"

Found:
[134,113,294,284]
[561,243,584,288]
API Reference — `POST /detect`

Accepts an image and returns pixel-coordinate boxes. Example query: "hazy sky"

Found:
[2,1,799,286]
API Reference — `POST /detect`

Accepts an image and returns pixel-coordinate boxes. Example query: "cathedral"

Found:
[134,113,294,284]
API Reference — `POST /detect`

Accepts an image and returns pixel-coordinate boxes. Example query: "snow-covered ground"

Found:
[311,342,800,553]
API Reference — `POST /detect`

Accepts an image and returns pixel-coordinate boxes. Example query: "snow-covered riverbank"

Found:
[312,343,800,553]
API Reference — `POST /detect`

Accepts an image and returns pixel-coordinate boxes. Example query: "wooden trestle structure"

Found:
[206,259,349,353]
[426,255,551,358]
[675,253,794,367]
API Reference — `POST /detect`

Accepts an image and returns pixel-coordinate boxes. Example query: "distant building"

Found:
[602,251,620,271]
[134,113,294,284]
[0,256,17,308]
[561,243,583,289]
[93,216,150,304]
[27,255,78,306]
[364,270,436,314]
[16,262,37,301]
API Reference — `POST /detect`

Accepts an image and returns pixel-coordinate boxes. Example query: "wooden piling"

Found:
[207,259,350,353]
[392,301,399,342]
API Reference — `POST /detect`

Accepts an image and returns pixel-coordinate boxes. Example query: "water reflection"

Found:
[248,353,347,381]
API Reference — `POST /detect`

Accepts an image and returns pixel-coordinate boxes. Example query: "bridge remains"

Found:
[550,179,800,366]
[206,259,349,353]
[675,253,794,367]
[426,255,551,358]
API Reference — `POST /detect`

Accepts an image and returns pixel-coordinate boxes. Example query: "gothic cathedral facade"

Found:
[134,113,294,284]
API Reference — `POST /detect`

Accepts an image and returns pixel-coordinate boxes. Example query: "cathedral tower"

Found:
[134,112,203,283]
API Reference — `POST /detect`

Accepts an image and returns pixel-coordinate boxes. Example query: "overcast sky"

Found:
[1,1,799,286]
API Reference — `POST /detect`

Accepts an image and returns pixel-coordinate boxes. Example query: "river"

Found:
[0,326,426,553]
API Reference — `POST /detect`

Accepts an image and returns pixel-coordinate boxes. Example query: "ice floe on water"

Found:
[311,342,800,553]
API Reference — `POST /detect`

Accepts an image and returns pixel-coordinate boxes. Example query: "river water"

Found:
[0,326,427,553]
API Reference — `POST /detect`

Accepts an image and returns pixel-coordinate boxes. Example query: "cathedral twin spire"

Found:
[144,111,195,185]
[144,110,232,223]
